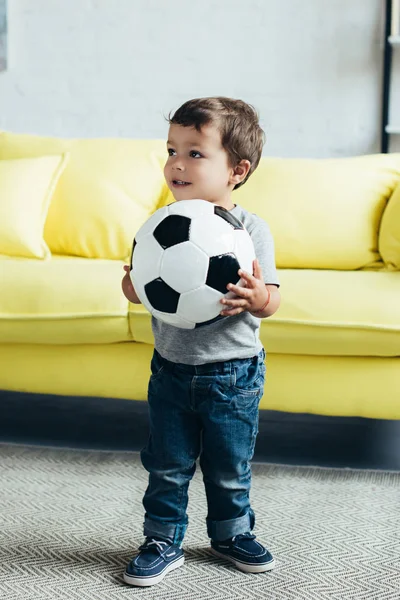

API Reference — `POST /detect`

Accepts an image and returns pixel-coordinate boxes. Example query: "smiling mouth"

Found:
[172,180,191,186]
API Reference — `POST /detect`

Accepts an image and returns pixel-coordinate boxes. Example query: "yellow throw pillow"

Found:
[379,182,400,269]
[0,133,166,259]
[0,154,68,259]
[235,154,400,270]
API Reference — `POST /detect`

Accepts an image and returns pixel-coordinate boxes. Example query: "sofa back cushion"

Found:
[0,133,166,260]
[379,182,400,269]
[234,154,400,270]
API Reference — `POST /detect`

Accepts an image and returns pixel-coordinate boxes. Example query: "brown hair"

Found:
[168,97,265,190]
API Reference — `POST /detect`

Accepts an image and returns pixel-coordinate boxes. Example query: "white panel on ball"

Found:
[189,215,235,257]
[168,199,214,218]
[234,229,256,275]
[161,241,209,294]
[131,233,164,285]
[134,206,169,242]
[151,309,195,329]
[178,285,223,323]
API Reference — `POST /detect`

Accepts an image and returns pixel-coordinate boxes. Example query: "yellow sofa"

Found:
[1,132,400,420]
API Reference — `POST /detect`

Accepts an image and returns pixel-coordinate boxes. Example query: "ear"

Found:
[229,159,251,186]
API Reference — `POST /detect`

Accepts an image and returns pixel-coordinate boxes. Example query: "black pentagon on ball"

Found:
[214,206,244,230]
[145,278,180,313]
[206,253,241,294]
[129,238,137,269]
[153,215,191,249]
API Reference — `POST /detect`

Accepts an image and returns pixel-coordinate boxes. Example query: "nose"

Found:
[171,156,185,171]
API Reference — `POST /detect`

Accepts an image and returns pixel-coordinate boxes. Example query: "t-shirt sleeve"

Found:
[249,218,280,287]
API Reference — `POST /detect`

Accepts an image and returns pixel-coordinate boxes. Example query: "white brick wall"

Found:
[0,0,397,156]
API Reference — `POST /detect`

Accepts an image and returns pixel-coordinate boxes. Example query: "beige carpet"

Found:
[0,443,399,600]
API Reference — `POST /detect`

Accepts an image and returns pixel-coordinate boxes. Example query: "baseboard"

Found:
[1,390,399,470]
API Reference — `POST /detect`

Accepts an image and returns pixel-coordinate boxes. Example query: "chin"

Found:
[173,191,201,202]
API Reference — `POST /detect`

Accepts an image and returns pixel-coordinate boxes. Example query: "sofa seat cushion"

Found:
[0,256,131,344]
[128,269,400,357]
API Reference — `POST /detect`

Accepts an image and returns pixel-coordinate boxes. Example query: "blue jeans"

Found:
[140,348,266,545]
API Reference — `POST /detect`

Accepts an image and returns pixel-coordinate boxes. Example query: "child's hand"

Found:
[122,265,141,304]
[220,259,268,316]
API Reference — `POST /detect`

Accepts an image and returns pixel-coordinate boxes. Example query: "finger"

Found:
[220,296,247,316]
[253,259,263,280]
[220,297,248,308]
[220,306,245,317]
[238,270,257,289]
[227,283,252,297]
[238,268,254,282]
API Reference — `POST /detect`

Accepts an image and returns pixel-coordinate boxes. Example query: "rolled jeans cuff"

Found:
[206,510,255,541]
[143,515,187,546]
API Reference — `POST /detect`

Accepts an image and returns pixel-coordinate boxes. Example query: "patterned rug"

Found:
[0,443,399,600]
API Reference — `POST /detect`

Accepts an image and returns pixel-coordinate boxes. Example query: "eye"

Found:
[167,148,176,156]
[190,151,202,158]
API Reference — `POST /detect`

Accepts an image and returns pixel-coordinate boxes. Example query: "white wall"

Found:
[390,48,400,152]
[0,0,396,157]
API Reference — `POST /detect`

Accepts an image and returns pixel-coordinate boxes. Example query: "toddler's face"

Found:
[164,123,235,209]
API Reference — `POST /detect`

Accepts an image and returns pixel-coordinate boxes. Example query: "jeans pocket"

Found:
[232,378,264,398]
[150,351,165,380]
[232,354,266,399]
[231,380,263,413]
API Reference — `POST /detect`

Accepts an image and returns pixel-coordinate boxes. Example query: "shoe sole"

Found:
[123,555,185,587]
[210,547,275,573]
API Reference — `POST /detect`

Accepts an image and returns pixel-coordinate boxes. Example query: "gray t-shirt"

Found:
[152,204,279,365]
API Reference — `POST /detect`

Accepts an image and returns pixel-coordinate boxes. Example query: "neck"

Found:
[215,193,235,211]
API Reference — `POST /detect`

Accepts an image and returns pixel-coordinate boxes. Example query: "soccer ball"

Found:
[129,199,256,329]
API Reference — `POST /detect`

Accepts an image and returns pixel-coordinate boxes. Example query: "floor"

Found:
[1,390,399,470]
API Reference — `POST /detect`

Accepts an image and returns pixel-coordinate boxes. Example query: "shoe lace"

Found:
[140,538,170,554]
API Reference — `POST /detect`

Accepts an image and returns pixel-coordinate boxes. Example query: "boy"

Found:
[121,97,281,587]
